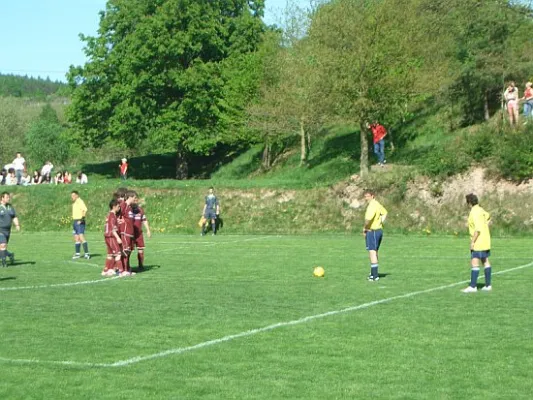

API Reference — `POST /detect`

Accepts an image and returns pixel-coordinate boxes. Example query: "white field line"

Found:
[1,260,531,368]
[0,276,120,292]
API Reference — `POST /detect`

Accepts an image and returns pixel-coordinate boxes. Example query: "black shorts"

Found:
[0,231,10,245]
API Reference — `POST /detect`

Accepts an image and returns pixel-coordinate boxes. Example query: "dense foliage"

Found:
[67,0,266,178]
[3,0,533,181]
[0,73,65,98]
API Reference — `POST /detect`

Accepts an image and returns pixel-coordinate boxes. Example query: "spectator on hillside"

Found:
[504,81,520,127]
[64,171,72,184]
[3,163,14,172]
[41,161,53,183]
[12,152,26,185]
[0,169,6,185]
[119,158,128,181]
[367,122,388,167]
[32,170,42,185]
[76,171,88,184]
[54,172,64,185]
[5,169,17,186]
[21,171,31,186]
[521,82,533,123]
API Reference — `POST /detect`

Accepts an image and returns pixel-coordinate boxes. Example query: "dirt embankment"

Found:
[333,166,533,234]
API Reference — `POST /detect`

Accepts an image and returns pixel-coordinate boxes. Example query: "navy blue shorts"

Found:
[471,250,490,260]
[365,229,383,251]
[204,211,217,220]
[0,231,10,244]
[72,220,86,235]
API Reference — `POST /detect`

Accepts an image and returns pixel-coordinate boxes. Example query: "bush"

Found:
[497,131,533,181]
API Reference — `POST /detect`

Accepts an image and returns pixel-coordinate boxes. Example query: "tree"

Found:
[308,0,455,176]
[67,0,265,179]
[25,104,71,167]
[448,0,533,125]
[247,2,327,169]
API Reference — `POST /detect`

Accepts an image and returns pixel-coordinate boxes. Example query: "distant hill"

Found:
[0,73,67,98]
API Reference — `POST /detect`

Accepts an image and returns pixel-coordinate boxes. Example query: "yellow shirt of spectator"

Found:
[365,199,388,230]
[468,204,491,251]
[72,198,88,220]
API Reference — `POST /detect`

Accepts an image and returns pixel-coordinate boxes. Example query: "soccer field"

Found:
[1,233,532,399]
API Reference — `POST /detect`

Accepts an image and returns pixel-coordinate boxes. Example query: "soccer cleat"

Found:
[84,254,91,260]
[461,286,478,293]
[367,275,379,282]
[72,254,81,260]
[8,253,14,264]
[481,285,492,291]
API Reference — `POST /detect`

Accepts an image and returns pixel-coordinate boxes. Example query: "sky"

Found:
[0,0,306,82]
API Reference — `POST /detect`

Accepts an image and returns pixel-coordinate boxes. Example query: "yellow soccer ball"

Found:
[313,266,325,278]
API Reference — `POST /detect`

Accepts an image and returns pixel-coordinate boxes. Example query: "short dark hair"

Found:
[465,193,478,206]
[126,190,137,199]
[109,199,119,209]
[71,190,80,196]
[115,187,128,198]
[363,189,375,196]
[1,192,10,198]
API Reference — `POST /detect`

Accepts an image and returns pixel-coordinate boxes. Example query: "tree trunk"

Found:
[262,142,271,170]
[175,150,189,180]
[484,89,490,121]
[359,122,369,177]
[300,117,307,165]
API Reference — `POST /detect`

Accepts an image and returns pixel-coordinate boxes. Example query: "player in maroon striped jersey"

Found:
[131,200,152,271]
[119,190,136,272]
[102,199,123,277]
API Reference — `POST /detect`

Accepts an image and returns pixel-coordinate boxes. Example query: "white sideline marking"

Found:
[109,261,533,367]
[1,261,531,368]
[0,276,119,292]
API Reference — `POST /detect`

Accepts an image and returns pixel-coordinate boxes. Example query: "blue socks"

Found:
[75,242,81,254]
[82,242,89,254]
[470,267,480,288]
[484,266,492,286]
[370,264,378,279]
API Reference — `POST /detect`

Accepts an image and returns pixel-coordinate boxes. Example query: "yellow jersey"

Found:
[72,198,88,220]
[365,199,388,230]
[468,205,491,251]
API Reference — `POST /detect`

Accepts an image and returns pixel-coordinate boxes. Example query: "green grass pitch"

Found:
[1,233,532,399]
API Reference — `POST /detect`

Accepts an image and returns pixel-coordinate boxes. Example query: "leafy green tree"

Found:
[25,104,71,168]
[307,0,454,176]
[67,0,265,178]
[448,0,533,124]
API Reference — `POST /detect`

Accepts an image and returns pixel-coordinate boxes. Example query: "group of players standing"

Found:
[102,188,151,277]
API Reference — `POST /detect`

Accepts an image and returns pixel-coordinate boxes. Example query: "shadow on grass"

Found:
[0,276,16,281]
[11,260,36,267]
[308,129,360,169]
[131,264,161,274]
[82,144,248,180]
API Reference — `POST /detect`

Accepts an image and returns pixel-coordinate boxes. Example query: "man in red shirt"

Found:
[131,201,152,271]
[102,199,123,276]
[367,122,387,167]
[119,158,128,181]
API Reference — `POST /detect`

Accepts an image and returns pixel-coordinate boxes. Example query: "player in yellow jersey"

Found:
[71,190,90,260]
[462,194,492,293]
[363,189,388,281]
